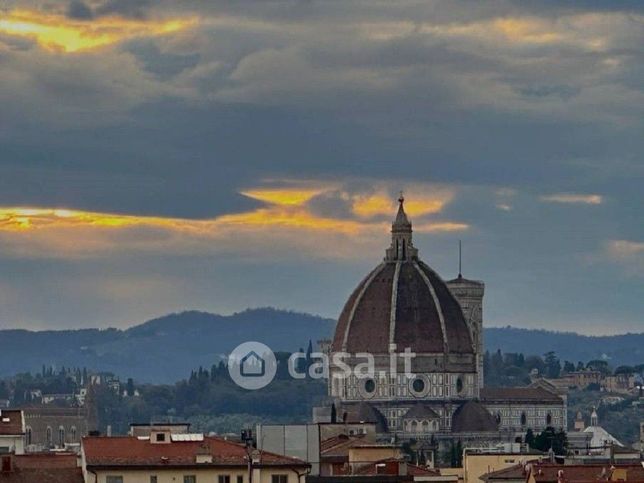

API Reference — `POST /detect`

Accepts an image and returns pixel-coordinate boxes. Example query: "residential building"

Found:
[524,461,644,483]
[0,451,83,483]
[0,410,24,455]
[462,450,540,483]
[129,422,191,438]
[81,432,310,483]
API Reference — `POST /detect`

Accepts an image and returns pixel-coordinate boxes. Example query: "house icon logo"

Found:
[240,351,265,377]
[228,342,277,390]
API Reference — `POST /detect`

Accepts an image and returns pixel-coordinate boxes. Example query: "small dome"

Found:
[403,405,440,420]
[332,196,473,355]
[451,401,499,433]
[341,402,388,433]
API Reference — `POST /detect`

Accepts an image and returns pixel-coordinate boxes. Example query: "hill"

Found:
[0,309,642,383]
[0,308,334,383]
[484,326,644,367]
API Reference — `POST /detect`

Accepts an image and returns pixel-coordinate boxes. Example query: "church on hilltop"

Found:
[315,195,567,449]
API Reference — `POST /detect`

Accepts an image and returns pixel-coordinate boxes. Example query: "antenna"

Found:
[458,240,462,278]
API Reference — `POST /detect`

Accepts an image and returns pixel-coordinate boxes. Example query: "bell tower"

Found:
[446,243,485,388]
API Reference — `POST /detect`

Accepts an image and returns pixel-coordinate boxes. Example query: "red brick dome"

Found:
[332,196,473,355]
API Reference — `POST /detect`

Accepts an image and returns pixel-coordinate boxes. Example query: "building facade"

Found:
[0,410,25,455]
[24,406,92,451]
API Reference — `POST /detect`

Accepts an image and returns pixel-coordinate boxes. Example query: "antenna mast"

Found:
[458,240,462,278]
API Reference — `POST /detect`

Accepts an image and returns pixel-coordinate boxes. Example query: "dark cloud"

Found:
[95,0,152,19]
[66,0,94,20]
[125,41,200,80]
[0,0,643,332]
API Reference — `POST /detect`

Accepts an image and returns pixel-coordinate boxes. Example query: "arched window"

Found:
[520,413,527,426]
[422,420,429,432]
[546,413,552,425]
[456,377,464,394]
[411,420,418,432]
[58,426,65,447]
[46,426,52,447]
[70,426,77,443]
[364,378,376,394]
[25,426,32,446]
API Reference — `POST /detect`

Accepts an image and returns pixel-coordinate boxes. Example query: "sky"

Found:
[0,0,643,334]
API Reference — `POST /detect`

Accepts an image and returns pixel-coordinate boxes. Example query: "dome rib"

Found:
[340,262,387,351]
[388,261,402,349]
[332,196,475,357]
[418,261,474,353]
[412,260,449,353]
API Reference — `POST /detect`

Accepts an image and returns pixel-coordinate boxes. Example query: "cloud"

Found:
[0,182,467,260]
[1,0,644,332]
[606,240,644,258]
[0,8,196,52]
[540,193,603,205]
[66,1,94,20]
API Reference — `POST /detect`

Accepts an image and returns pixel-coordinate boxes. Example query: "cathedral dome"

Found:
[332,196,473,355]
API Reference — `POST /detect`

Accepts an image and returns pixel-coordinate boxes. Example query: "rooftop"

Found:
[527,462,644,483]
[480,387,562,403]
[0,452,82,483]
[0,410,23,436]
[82,435,310,469]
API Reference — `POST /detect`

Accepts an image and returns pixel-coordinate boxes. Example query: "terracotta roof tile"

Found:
[528,463,644,483]
[480,387,562,403]
[480,462,533,481]
[0,453,82,483]
[83,436,309,469]
[320,434,367,457]
[0,410,23,435]
[0,467,83,483]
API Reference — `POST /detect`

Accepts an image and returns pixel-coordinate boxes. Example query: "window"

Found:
[456,377,464,394]
[156,433,166,442]
[151,477,158,483]
[46,427,52,446]
[106,477,123,483]
[237,476,244,483]
[58,426,65,446]
[520,412,527,426]
[25,426,32,445]
[184,476,197,483]
[70,426,77,443]
[218,476,231,483]
[412,378,425,393]
[364,378,375,393]
[272,475,288,483]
